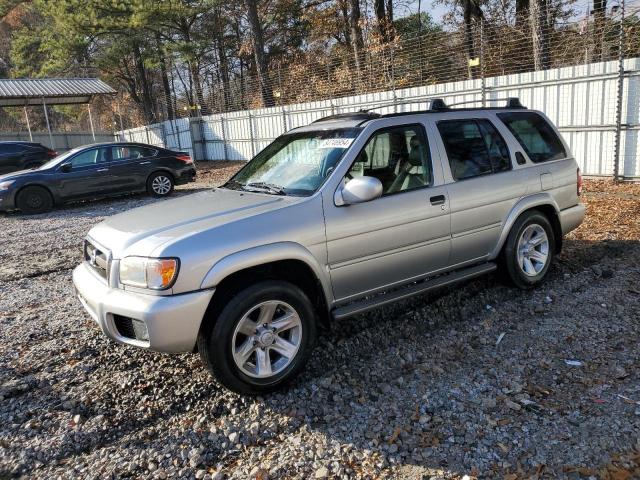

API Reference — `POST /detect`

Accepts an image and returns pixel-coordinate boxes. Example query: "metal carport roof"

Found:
[0,78,116,106]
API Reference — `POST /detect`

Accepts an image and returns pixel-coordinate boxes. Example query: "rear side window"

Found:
[112,146,156,161]
[498,112,566,163]
[437,119,511,180]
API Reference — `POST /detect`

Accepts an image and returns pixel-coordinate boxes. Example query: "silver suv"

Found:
[73,98,585,394]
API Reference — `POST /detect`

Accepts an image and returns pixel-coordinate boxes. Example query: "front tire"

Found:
[502,210,555,289]
[147,171,174,197]
[198,280,317,395]
[16,186,53,214]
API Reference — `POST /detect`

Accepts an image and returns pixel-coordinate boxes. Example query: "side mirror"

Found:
[60,163,72,173]
[334,176,383,206]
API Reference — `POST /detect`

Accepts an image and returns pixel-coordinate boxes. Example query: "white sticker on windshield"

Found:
[318,138,354,149]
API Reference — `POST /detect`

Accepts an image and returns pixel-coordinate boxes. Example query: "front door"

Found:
[323,122,451,303]
[56,146,112,200]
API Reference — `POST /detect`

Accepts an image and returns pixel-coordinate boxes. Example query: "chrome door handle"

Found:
[97,168,108,172]
[139,161,150,165]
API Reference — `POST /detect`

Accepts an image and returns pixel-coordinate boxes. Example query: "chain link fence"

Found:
[114,0,640,179]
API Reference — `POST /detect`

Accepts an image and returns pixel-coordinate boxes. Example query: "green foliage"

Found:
[394,12,442,38]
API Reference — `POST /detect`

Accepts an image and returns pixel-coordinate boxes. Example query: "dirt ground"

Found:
[0,164,639,479]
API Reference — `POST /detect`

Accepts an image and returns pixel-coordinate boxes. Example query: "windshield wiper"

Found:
[243,182,286,195]
[221,180,245,191]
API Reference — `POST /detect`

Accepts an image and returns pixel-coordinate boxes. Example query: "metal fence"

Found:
[0,131,114,152]
[118,57,640,179]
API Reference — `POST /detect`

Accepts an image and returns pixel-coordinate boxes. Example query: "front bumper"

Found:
[0,190,16,211]
[73,262,214,353]
[559,202,586,235]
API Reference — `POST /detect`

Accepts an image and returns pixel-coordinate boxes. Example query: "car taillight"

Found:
[577,168,583,196]
[176,154,192,164]
[47,150,58,157]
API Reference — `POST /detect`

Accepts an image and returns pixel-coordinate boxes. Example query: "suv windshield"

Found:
[225,128,362,196]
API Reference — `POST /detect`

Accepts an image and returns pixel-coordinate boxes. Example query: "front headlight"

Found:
[119,257,179,290]
[0,180,15,191]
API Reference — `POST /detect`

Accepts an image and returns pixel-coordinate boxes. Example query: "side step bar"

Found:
[331,262,497,321]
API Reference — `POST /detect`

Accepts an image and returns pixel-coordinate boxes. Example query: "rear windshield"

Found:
[497,112,566,163]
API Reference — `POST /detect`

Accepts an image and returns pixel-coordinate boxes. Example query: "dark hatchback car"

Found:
[0,142,196,214]
[0,141,58,174]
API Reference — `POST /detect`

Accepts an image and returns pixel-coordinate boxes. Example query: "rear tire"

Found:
[502,210,555,289]
[198,280,317,395]
[16,186,53,214]
[147,171,174,197]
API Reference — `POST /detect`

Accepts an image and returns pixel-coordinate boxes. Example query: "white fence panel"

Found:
[116,57,640,177]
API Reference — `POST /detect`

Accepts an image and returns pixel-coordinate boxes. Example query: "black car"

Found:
[0,141,58,174]
[0,142,196,214]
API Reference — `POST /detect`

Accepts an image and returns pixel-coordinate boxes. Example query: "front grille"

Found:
[84,239,109,281]
[113,315,136,339]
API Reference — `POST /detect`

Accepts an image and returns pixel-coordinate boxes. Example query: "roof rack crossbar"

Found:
[363,97,449,113]
[446,97,525,108]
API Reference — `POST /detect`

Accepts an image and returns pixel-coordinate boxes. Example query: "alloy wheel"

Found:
[231,301,302,379]
[152,175,172,195]
[516,224,549,276]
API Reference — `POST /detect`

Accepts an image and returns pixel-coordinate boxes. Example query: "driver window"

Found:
[346,125,432,195]
[69,148,107,167]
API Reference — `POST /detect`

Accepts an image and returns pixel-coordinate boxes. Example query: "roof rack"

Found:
[365,96,525,113]
[312,96,526,124]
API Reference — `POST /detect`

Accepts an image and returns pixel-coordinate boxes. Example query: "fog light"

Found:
[131,318,149,341]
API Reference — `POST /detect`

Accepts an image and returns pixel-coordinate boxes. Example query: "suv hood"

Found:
[89,188,295,258]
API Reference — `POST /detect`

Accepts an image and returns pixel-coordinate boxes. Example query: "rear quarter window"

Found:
[497,112,566,163]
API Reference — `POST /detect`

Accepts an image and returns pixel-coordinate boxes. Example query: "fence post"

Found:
[248,112,256,158]
[198,113,207,161]
[160,121,168,149]
[188,118,200,161]
[613,0,626,182]
[480,22,486,107]
[281,106,288,133]
[144,126,151,145]
[220,116,228,161]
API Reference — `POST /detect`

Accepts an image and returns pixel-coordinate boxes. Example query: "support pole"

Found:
[613,0,626,182]
[117,101,125,140]
[23,106,33,142]
[42,97,54,150]
[87,104,96,142]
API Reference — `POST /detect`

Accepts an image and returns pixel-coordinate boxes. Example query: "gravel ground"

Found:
[0,164,639,480]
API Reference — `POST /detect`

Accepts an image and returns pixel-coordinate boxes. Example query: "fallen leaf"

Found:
[388,427,402,444]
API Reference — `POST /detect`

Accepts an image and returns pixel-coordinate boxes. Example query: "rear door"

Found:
[108,145,159,193]
[433,113,527,266]
[56,146,112,200]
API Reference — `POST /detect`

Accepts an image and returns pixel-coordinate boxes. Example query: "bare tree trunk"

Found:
[374,0,387,41]
[530,0,550,70]
[156,34,174,120]
[515,0,529,30]
[189,61,208,115]
[593,0,607,60]
[340,0,351,45]
[385,0,394,40]
[350,0,364,82]
[245,0,274,107]
[463,0,483,79]
[132,41,154,124]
